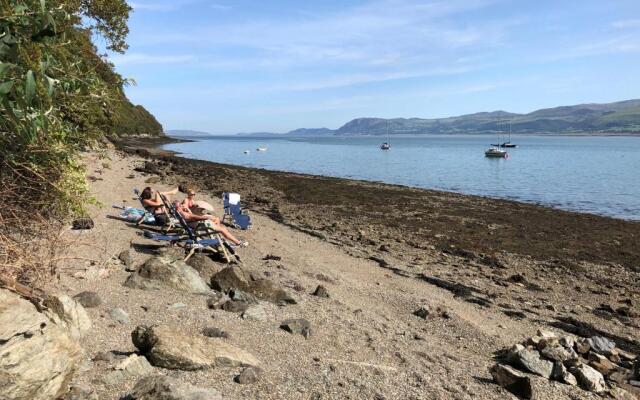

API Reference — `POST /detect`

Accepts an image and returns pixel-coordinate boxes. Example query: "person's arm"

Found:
[143,198,163,207]
[180,209,207,222]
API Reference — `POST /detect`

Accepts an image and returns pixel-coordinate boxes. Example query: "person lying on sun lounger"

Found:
[174,201,248,247]
[140,187,179,225]
[181,188,216,217]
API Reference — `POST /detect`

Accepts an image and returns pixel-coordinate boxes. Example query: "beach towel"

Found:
[121,207,155,224]
[228,193,241,205]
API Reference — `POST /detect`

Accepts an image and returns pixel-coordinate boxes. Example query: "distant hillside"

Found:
[166,130,212,137]
[335,99,640,135]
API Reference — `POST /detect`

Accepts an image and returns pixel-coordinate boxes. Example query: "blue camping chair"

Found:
[222,192,252,230]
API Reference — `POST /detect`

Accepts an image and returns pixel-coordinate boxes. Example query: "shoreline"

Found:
[119,134,639,222]
[113,136,640,271]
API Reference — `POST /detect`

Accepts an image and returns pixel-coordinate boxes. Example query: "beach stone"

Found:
[186,254,221,280]
[242,305,267,321]
[511,348,553,378]
[102,354,154,385]
[43,295,92,341]
[110,308,130,324]
[571,364,607,393]
[210,266,296,305]
[228,289,258,304]
[73,291,102,308]
[235,367,262,384]
[413,306,431,319]
[0,289,84,400]
[312,285,330,298]
[202,327,230,339]
[280,319,311,339]
[587,336,616,356]
[575,338,591,354]
[490,363,533,399]
[540,344,574,362]
[588,353,617,376]
[206,292,229,310]
[118,249,133,267]
[221,300,249,313]
[132,325,259,370]
[551,362,577,386]
[210,265,250,292]
[559,336,575,349]
[124,255,210,294]
[128,375,222,400]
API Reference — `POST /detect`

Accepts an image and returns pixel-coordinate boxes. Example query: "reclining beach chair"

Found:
[133,188,178,231]
[142,196,236,263]
[222,192,252,230]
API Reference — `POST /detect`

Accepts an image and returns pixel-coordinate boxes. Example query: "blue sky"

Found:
[108,0,640,134]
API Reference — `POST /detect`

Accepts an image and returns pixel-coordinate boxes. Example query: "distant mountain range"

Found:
[169,99,640,137]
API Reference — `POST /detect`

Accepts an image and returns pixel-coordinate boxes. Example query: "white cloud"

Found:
[612,19,640,29]
[110,53,195,66]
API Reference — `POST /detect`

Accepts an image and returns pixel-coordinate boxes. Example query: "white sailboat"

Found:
[485,131,508,158]
[380,123,391,150]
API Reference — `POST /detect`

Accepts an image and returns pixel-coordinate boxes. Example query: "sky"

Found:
[107,0,640,134]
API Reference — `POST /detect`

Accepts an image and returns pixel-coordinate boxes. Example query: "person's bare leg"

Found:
[160,188,179,196]
[214,225,241,245]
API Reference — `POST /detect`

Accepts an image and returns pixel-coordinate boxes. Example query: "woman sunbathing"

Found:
[181,188,216,218]
[140,187,179,225]
[174,201,248,247]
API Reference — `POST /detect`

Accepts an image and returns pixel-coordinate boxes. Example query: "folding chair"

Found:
[222,192,252,230]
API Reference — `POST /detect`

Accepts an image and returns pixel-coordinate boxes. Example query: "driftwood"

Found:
[0,274,46,311]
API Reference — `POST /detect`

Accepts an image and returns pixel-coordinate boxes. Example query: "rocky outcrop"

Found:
[0,290,84,400]
[210,266,295,305]
[132,325,259,370]
[491,329,639,396]
[124,255,209,294]
[127,375,222,400]
[186,254,222,281]
[102,354,154,386]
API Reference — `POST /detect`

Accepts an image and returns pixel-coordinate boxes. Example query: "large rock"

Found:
[0,289,84,400]
[490,364,533,399]
[571,364,607,393]
[186,254,222,280]
[43,295,92,341]
[128,375,222,400]
[210,266,295,305]
[132,325,259,370]
[102,354,154,385]
[587,336,616,356]
[125,256,209,294]
[511,348,554,379]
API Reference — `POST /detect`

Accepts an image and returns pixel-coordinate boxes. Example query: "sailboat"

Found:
[485,130,508,158]
[500,122,517,148]
[380,123,391,150]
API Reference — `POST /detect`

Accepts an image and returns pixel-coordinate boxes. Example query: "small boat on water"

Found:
[256,147,267,152]
[243,150,250,154]
[485,147,508,158]
[500,122,518,148]
[380,123,391,150]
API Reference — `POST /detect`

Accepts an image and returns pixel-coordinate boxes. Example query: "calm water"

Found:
[163,135,640,221]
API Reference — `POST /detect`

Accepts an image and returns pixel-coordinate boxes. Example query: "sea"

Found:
[162,135,640,221]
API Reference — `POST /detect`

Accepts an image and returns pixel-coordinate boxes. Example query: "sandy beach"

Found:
[43,139,640,399]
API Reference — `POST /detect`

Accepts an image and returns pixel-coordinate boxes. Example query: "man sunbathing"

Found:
[173,201,248,247]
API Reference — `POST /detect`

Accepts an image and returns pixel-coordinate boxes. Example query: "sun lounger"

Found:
[222,192,252,230]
